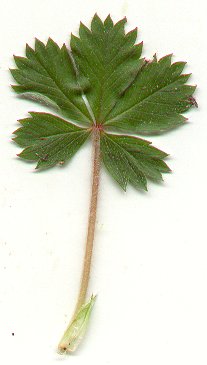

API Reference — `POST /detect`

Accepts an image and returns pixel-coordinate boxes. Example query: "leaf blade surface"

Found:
[71,14,144,123]
[11,40,92,125]
[13,112,90,169]
[100,133,170,191]
[104,55,196,134]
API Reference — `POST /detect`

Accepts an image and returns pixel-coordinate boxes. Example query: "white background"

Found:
[0,0,206,364]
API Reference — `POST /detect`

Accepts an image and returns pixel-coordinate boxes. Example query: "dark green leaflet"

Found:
[71,14,144,123]
[104,55,196,134]
[11,40,92,125]
[101,133,171,191]
[13,112,90,169]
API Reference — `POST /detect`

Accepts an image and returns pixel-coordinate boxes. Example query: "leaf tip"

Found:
[93,12,100,20]
[188,96,198,108]
[104,14,113,28]
[144,185,148,192]
[105,13,112,20]
[35,37,45,49]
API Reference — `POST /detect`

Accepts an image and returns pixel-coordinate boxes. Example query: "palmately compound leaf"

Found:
[11,14,196,189]
[13,112,90,169]
[10,14,197,354]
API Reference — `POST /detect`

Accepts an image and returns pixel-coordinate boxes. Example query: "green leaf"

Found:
[71,14,144,123]
[11,39,92,125]
[11,14,197,189]
[101,133,170,191]
[13,112,90,169]
[104,55,196,134]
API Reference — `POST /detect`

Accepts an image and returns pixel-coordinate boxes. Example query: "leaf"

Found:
[11,39,92,125]
[104,55,196,134]
[13,112,90,169]
[71,14,144,123]
[101,133,170,191]
[11,14,197,188]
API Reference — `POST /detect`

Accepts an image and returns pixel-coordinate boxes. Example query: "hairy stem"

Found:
[58,127,101,353]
